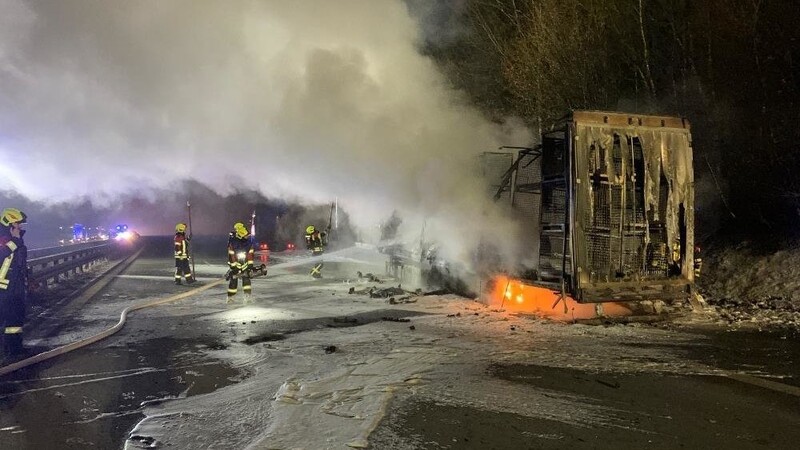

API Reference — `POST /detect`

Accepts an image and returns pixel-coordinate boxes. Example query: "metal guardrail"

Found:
[28,242,130,291]
[27,239,112,260]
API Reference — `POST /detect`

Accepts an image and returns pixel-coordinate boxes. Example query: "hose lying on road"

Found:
[0,278,226,377]
[0,251,322,377]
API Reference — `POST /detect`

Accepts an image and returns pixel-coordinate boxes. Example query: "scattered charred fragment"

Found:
[380,242,478,298]
[356,271,383,283]
[370,286,408,298]
[490,110,695,303]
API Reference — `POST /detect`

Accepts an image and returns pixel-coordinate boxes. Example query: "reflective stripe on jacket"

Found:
[0,235,25,291]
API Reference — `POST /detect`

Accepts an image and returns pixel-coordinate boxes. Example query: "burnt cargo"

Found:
[491,110,695,303]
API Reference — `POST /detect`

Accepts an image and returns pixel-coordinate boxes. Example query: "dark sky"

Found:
[0,0,529,261]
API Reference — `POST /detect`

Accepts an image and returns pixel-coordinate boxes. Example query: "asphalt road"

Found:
[0,237,798,449]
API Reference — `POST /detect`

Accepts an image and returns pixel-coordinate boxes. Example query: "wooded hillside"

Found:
[418,0,799,237]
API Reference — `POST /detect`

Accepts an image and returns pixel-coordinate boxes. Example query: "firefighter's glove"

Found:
[229,265,240,275]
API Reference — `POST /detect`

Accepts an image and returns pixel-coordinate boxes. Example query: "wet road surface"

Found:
[0,237,798,449]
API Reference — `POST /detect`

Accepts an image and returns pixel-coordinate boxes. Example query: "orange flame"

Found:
[487,275,633,321]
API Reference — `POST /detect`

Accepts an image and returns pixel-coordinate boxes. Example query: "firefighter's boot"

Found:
[175,279,182,285]
[226,295,235,304]
[186,277,196,285]
[243,293,253,304]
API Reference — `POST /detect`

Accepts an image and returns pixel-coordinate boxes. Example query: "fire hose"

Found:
[0,277,228,377]
[224,264,268,281]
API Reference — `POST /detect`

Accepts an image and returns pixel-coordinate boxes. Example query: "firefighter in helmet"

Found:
[0,208,28,357]
[227,222,255,303]
[305,225,327,278]
[174,222,195,285]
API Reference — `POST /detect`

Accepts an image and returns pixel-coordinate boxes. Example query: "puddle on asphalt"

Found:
[0,337,243,449]
[686,328,800,386]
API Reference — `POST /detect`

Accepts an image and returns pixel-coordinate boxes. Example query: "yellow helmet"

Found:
[305,225,315,234]
[233,222,248,239]
[175,223,187,233]
[1,208,27,227]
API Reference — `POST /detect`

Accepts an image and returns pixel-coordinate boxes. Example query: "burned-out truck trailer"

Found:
[491,110,695,303]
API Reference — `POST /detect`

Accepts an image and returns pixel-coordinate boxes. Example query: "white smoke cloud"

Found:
[0,0,531,267]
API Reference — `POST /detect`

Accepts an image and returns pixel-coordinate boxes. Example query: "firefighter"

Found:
[305,225,327,278]
[227,222,255,303]
[174,223,195,285]
[0,208,28,357]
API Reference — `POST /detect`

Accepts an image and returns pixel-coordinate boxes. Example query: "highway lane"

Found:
[0,237,797,449]
[0,237,417,448]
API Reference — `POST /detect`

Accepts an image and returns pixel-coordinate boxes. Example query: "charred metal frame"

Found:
[492,145,542,202]
[493,111,695,303]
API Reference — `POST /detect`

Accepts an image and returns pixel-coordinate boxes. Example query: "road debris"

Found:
[356,271,383,283]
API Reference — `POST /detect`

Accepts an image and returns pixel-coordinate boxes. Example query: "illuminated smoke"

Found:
[0,0,530,267]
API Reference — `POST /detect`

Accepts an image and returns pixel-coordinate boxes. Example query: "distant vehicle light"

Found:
[286,243,295,250]
[115,231,133,241]
[259,242,269,250]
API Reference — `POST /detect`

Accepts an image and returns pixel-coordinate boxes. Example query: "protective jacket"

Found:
[174,232,190,265]
[0,233,27,354]
[173,232,194,284]
[226,234,254,300]
[0,235,26,296]
[227,235,255,272]
[305,230,327,255]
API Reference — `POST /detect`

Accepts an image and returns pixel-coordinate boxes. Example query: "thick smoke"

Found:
[0,0,530,268]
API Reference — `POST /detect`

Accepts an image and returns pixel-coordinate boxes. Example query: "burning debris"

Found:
[485,275,636,321]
